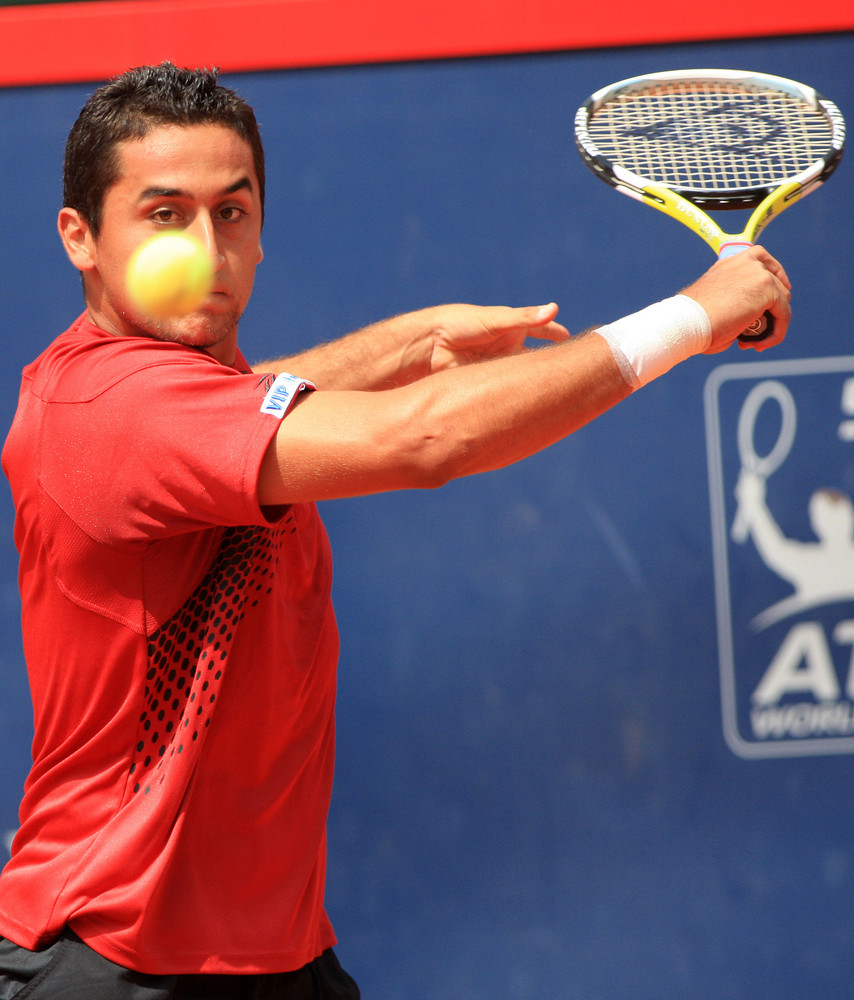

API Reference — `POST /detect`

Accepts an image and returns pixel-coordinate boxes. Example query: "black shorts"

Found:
[0,930,361,1000]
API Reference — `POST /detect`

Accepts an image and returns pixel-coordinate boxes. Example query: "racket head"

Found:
[574,69,845,212]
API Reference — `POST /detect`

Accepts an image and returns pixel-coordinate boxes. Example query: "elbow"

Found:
[389,414,482,492]
[406,454,458,491]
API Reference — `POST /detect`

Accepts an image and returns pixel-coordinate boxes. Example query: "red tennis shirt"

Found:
[0,314,339,974]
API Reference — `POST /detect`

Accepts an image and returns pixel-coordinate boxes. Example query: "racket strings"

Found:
[587,83,834,192]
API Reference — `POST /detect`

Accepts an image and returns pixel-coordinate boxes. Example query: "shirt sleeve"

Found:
[39,352,311,544]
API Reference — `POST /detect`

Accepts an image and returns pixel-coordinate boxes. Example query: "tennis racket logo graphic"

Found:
[622,105,785,156]
[731,380,797,543]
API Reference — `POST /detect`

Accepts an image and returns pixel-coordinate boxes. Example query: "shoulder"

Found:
[27,316,238,404]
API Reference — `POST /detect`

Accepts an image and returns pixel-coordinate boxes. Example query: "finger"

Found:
[534,321,571,343]
[748,245,792,290]
[485,303,561,330]
[533,302,560,323]
[472,306,569,348]
[508,303,570,342]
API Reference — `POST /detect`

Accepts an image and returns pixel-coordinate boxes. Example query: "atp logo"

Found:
[705,357,854,758]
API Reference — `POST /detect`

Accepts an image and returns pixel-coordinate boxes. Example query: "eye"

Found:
[217,205,247,223]
[150,208,181,225]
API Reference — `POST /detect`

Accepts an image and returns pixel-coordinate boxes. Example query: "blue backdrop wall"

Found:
[1,32,853,999]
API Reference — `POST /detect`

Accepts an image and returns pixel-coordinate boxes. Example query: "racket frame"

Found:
[574,69,846,255]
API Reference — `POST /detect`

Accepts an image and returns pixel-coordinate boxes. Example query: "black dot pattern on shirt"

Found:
[129,517,294,796]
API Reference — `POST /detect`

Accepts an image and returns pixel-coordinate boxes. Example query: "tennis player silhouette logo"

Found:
[730,379,854,630]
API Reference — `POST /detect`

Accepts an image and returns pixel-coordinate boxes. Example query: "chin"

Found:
[148,309,241,352]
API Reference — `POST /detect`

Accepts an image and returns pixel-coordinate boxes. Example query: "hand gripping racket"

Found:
[574,69,845,341]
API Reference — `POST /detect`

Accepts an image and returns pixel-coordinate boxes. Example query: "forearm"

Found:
[253,308,441,390]
[408,332,630,483]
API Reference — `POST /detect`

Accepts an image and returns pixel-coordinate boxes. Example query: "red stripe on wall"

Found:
[1,0,853,89]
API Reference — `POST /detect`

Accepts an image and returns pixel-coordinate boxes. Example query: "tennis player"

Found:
[0,63,791,999]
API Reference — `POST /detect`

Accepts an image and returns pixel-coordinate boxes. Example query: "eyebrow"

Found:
[138,176,255,202]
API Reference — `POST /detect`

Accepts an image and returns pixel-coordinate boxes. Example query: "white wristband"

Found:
[596,295,712,389]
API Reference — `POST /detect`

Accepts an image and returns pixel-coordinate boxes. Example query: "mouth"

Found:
[196,287,231,312]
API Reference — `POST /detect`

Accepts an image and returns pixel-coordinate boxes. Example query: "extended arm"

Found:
[258,247,792,506]
[259,329,628,504]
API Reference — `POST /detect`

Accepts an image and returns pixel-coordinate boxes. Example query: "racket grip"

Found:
[738,311,774,343]
[717,242,775,344]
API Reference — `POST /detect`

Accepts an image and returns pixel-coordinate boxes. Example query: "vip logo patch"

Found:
[705,356,854,758]
[260,373,316,419]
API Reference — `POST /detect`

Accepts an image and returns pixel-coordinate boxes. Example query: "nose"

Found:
[187,214,224,270]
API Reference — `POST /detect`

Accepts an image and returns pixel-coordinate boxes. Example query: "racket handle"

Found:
[738,311,774,343]
[717,241,775,344]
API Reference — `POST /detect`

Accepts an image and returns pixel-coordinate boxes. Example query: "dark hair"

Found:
[63,62,266,236]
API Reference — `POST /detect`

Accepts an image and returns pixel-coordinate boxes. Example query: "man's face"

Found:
[63,122,264,363]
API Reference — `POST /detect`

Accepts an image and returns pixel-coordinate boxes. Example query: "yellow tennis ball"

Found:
[126,233,214,318]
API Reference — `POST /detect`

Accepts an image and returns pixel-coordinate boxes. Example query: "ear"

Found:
[57,207,97,273]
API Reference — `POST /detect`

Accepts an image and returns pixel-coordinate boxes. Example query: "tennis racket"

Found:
[731,379,797,542]
[574,69,845,341]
